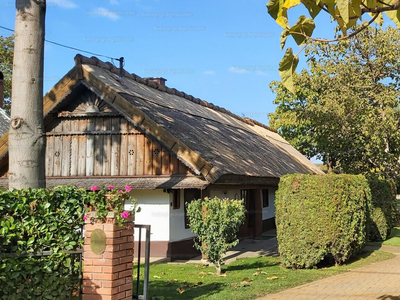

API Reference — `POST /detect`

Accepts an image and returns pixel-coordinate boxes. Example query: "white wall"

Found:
[169,189,242,242]
[129,189,170,242]
[210,189,241,200]
[262,188,276,220]
[169,190,196,242]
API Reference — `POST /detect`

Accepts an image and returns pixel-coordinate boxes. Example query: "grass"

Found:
[133,250,394,300]
[380,225,400,247]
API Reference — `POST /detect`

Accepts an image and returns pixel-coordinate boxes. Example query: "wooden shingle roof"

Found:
[0,54,323,188]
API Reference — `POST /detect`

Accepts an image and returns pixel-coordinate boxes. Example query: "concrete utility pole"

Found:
[9,0,46,189]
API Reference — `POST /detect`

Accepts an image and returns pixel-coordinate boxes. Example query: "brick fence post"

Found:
[82,213,134,300]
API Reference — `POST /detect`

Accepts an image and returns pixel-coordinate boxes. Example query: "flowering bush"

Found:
[84,185,137,227]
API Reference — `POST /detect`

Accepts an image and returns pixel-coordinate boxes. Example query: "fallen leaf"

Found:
[266,276,279,280]
[177,287,185,294]
[252,272,260,276]
[153,275,161,279]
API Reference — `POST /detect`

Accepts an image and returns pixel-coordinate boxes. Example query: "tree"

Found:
[269,26,400,179]
[9,0,46,189]
[0,35,13,113]
[266,0,400,91]
[187,197,246,275]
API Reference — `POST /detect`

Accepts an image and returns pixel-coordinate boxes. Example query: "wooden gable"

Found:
[44,87,192,178]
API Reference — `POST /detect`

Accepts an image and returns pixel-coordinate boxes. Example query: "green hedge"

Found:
[0,186,85,299]
[276,174,369,269]
[367,178,397,241]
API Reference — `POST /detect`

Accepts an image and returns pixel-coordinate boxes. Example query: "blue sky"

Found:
[0,0,355,126]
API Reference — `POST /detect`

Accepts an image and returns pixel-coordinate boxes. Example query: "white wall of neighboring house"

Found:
[129,189,170,242]
[262,188,276,220]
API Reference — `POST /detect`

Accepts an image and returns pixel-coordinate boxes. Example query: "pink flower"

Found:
[91,186,98,191]
[125,186,132,192]
[83,213,90,221]
[119,190,123,194]
[121,211,130,219]
[108,185,115,190]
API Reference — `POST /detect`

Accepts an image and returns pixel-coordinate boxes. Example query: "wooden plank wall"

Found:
[45,116,191,177]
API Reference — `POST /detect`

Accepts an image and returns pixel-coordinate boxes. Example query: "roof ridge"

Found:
[74,54,277,133]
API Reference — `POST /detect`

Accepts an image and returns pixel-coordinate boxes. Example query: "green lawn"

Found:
[380,225,400,246]
[133,250,394,300]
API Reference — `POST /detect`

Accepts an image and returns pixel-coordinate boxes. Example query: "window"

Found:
[172,190,180,209]
[262,189,269,208]
[184,189,201,229]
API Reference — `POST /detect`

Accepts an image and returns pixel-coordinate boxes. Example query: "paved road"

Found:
[259,245,400,300]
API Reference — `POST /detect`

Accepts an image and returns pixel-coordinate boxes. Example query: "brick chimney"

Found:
[0,71,3,108]
[145,77,167,86]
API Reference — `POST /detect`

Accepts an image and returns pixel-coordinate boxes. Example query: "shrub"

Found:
[276,174,369,269]
[187,197,245,275]
[83,185,137,226]
[0,186,86,299]
[367,178,397,241]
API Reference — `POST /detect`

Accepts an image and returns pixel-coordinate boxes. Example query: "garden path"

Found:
[258,244,400,300]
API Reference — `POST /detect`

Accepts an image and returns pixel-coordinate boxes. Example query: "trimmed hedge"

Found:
[0,186,86,299]
[276,174,369,269]
[367,178,397,241]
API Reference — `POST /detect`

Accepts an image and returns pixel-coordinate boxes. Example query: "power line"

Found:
[0,25,120,61]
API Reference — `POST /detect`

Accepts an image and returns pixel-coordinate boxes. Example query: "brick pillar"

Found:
[82,213,134,300]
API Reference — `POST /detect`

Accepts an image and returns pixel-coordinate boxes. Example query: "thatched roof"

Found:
[0,54,323,189]
[0,109,10,137]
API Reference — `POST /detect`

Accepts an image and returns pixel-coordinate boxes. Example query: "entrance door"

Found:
[238,189,256,238]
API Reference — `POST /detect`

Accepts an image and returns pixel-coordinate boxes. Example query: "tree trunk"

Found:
[215,263,221,276]
[9,0,46,189]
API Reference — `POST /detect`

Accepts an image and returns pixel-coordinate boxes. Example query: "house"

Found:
[0,55,323,259]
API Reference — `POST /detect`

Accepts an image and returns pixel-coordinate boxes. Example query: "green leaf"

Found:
[337,0,349,24]
[301,0,321,18]
[385,7,400,27]
[289,15,315,46]
[280,28,290,50]
[267,0,289,28]
[283,0,301,10]
[319,0,336,18]
[351,0,362,18]
[279,48,299,93]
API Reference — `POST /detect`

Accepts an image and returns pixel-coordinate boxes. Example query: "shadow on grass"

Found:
[224,258,280,272]
[133,279,225,299]
[377,295,400,300]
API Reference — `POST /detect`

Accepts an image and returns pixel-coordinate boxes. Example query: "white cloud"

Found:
[110,0,120,4]
[228,66,248,74]
[90,7,120,21]
[203,70,215,75]
[48,0,77,9]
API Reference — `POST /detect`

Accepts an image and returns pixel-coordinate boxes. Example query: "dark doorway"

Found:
[238,189,256,238]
